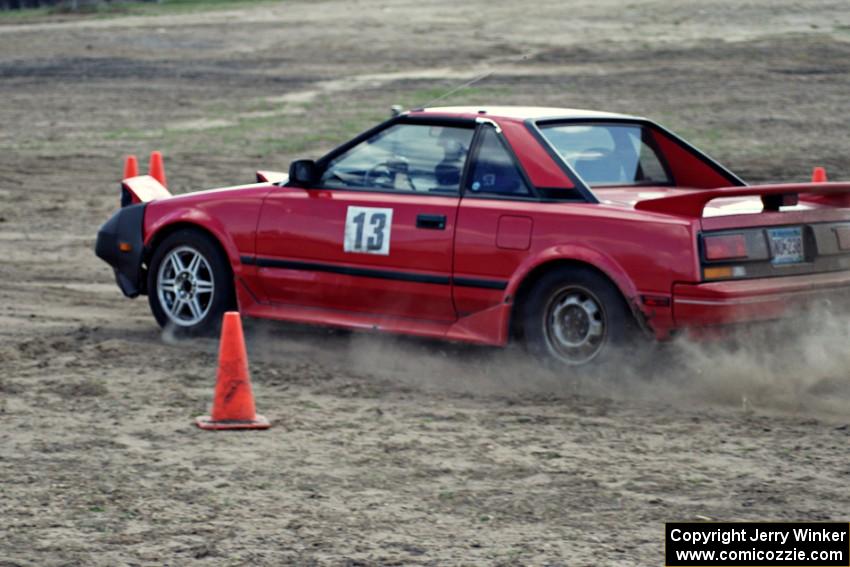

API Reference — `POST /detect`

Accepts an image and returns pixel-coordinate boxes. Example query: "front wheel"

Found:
[521,266,637,366]
[147,229,234,335]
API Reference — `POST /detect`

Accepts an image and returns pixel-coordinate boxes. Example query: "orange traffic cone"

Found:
[149,150,167,187]
[195,312,270,430]
[812,166,828,183]
[123,155,139,179]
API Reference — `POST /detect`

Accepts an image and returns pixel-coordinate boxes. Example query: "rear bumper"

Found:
[94,203,146,298]
[673,270,850,327]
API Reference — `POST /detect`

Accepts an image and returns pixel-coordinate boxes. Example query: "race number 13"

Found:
[344,206,393,255]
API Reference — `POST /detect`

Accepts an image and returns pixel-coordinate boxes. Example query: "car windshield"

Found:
[320,124,474,193]
[539,123,671,187]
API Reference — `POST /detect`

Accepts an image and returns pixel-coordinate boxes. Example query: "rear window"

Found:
[539,123,671,187]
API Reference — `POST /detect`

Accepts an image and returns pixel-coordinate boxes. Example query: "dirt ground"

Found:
[2,0,850,565]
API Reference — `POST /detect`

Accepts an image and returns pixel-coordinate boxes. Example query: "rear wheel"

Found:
[147,229,233,335]
[522,266,636,366]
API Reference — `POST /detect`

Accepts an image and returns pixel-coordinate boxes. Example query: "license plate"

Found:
[767,227,804,265]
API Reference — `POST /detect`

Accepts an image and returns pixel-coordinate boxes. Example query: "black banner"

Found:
[665,522,849,566]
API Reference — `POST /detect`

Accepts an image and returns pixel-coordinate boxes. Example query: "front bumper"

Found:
[94,203,146,298]
[673,270,850,327]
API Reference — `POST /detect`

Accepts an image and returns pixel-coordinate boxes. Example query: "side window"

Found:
[466,127,530,196]
[320,124,474,194]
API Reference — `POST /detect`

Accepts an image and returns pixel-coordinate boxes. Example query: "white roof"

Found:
[420,105,641,121]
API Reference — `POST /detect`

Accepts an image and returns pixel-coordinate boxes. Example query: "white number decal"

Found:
[344,206,393,255]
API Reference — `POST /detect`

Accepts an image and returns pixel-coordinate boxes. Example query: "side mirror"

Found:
[289,159,320,187]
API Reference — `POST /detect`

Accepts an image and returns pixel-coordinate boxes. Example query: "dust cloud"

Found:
[242,304,850,418]
[649,306,850,416]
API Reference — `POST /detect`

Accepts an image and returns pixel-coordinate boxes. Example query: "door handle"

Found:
[416,214,446,230]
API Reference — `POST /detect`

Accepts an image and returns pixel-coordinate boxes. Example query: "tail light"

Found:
[700,232,760,281]
[703,234,748,260]
[703,265,747,280]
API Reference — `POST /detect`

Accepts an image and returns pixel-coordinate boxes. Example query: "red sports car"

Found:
[95,106,850,365]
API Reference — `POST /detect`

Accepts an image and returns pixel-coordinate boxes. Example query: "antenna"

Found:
[401,70,495,113]
[389,51,538,115]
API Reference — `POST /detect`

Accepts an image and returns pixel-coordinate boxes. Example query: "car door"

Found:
[254,118,476,322]
[452,124,538,317]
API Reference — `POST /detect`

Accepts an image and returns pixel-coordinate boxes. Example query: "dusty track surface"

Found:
[2,1,850,565]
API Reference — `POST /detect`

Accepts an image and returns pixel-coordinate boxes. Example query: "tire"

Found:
[146,228,234,336]
[521,266,637,366]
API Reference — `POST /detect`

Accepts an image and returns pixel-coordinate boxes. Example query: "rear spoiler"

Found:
[634,182,850,218]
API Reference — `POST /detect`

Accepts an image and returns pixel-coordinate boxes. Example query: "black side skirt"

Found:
[241,255,507,291]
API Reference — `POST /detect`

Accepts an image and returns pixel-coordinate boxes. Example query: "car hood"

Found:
[161,181,277,203]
